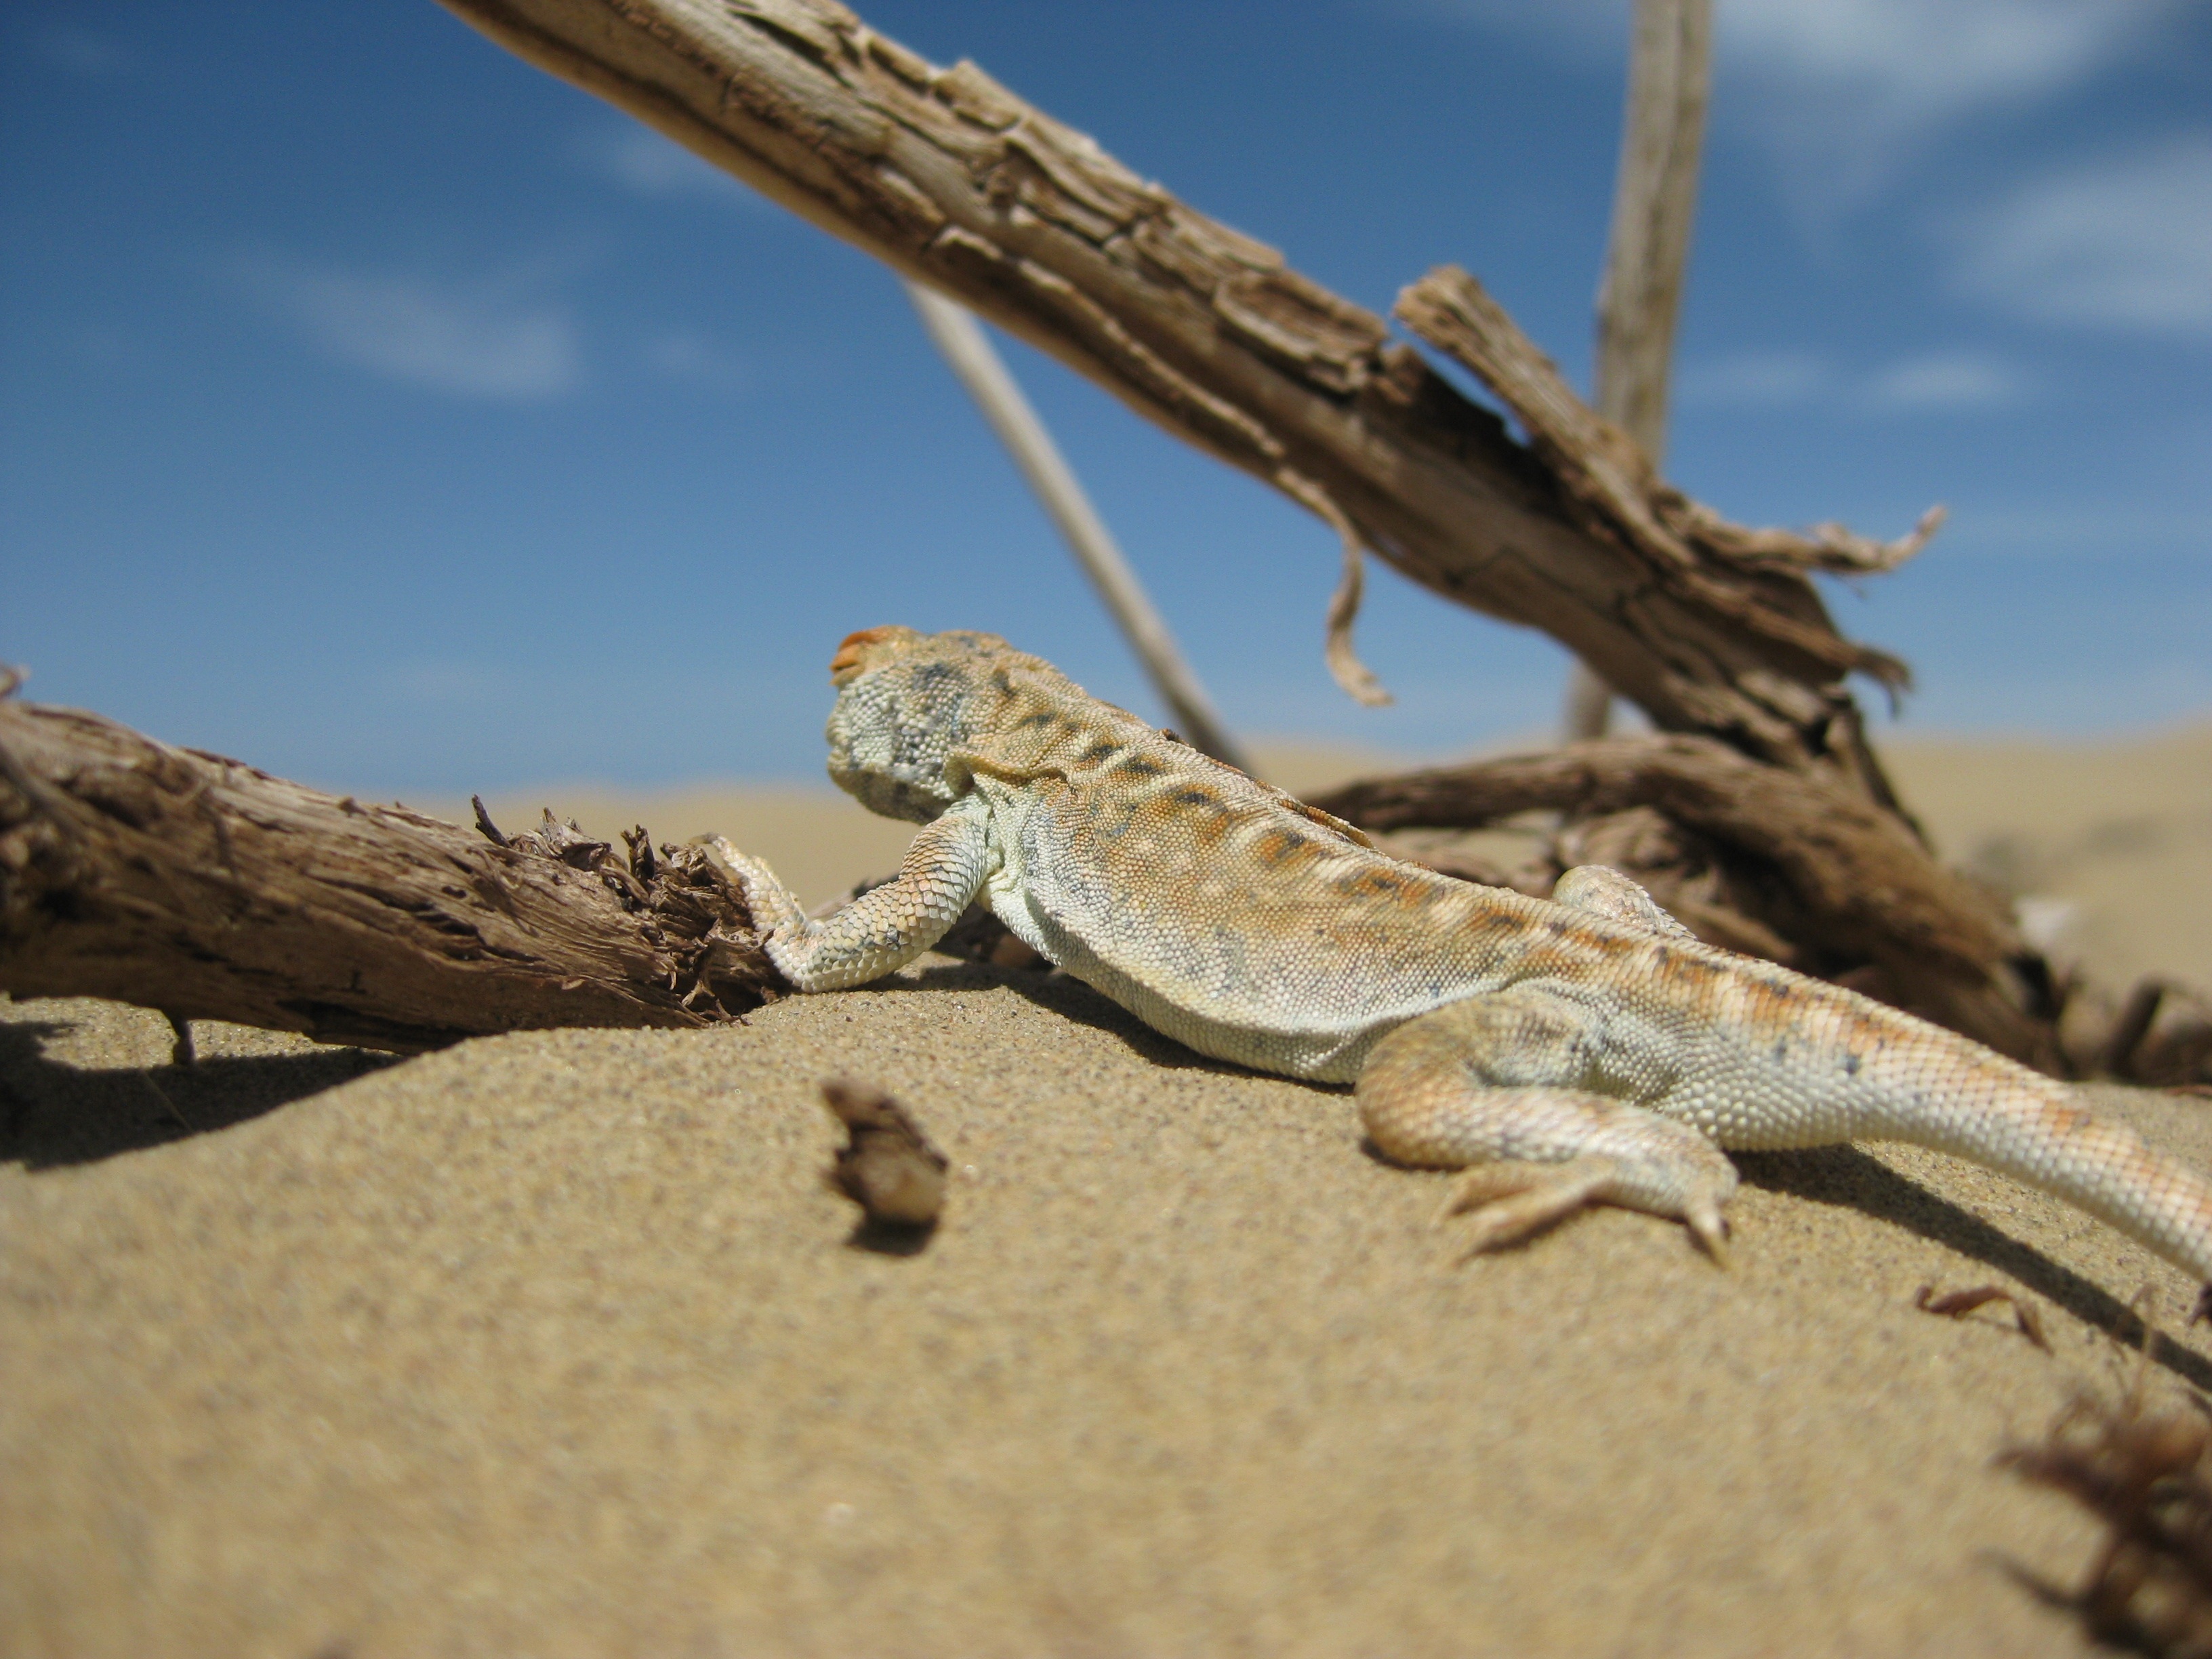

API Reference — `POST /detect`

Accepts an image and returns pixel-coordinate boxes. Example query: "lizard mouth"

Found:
[830,626,912,686]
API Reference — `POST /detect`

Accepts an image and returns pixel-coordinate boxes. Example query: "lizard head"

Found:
[823,627,1025,823]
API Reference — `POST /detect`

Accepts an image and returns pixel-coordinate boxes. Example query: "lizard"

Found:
[714,626,2212,1305]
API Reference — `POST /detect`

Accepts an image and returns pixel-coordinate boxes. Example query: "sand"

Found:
[5,726,2209,1656]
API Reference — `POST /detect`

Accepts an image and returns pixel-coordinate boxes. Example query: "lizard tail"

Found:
[1865,1068,2212,1305]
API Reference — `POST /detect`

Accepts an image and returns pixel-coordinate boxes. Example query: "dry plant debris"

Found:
[1914,1283,2053,1353]
[821,1080,949,1233]
[2003,1384,2212,1656]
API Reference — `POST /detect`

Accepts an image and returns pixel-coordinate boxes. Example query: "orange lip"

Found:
[830,627,900,684]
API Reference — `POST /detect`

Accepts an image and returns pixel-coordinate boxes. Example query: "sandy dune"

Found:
[4,725,2209,1655]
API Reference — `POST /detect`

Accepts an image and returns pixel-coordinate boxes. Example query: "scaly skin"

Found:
[719,627,2212,1300]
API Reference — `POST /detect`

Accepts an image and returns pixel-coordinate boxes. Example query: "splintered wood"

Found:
[0,701,784,1052]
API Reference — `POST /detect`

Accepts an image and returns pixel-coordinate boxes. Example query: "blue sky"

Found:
[2,0,2207,793]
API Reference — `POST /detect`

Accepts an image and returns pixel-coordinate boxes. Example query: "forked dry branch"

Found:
[436,0,1933,793]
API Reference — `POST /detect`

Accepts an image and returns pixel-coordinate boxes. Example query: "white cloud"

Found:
[576,123,760,206]
[230,253,581,400]
[1405,0,2185,207]
[1956,136,2212,338]
[1721,0,2179,208]
[1860,350,2026,409]
[1677,348,2028,412]
[1721,0,2171,122]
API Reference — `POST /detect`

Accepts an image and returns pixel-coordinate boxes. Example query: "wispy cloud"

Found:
[228,252,582,400]
[642,329,747,392]
[1403,0,2184,208]
[1954,136,2212,339]
[1677,348,2027,412]
[575,123,762,207]
[1719,0,2178,203]
[1860,351,2026,410]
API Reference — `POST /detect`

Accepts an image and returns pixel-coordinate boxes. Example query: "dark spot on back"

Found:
[1079,742,1118,765]
[1118,757,1166,779]
[1172,789,1215,808]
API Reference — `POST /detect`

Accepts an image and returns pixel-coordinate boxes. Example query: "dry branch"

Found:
[0,701,781,1053]
[433,0,1928,792]
[1593,0,1712,464]
[1311,735,2062,1069]
[1564,0,1713,741]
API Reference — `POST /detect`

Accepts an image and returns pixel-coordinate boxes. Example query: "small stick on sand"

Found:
[821,1080,949,1235]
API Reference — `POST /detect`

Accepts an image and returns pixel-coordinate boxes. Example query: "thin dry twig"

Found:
[1914,1282,2053,1353]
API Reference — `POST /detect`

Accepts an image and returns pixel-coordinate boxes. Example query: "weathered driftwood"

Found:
[434,0,1929,794]
[1311,736,2062,1070]
[0,701,781,1053]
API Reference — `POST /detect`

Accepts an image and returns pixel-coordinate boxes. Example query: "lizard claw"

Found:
[1437,1155,1621,1257]
[1431,1151,1736,1266]
[1685,1199,1732,1268]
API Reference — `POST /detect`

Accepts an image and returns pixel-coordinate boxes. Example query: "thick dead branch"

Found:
[433,0,1922,792]
[1311,735,2062,1069]
[0,702,782,1053]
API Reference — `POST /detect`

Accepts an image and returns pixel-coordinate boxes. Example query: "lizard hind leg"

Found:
[1357,991,1739,1261]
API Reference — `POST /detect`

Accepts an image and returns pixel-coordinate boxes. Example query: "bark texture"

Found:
[0,702,781,1053]
[434,0,1930,791]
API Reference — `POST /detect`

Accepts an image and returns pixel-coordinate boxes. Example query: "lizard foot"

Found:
[1357,993,1738,1264]
[1438,1151,1732,1264]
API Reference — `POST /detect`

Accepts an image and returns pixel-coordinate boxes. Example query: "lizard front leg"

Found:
[707,799,996,991]
[1357,987,1738,1260]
